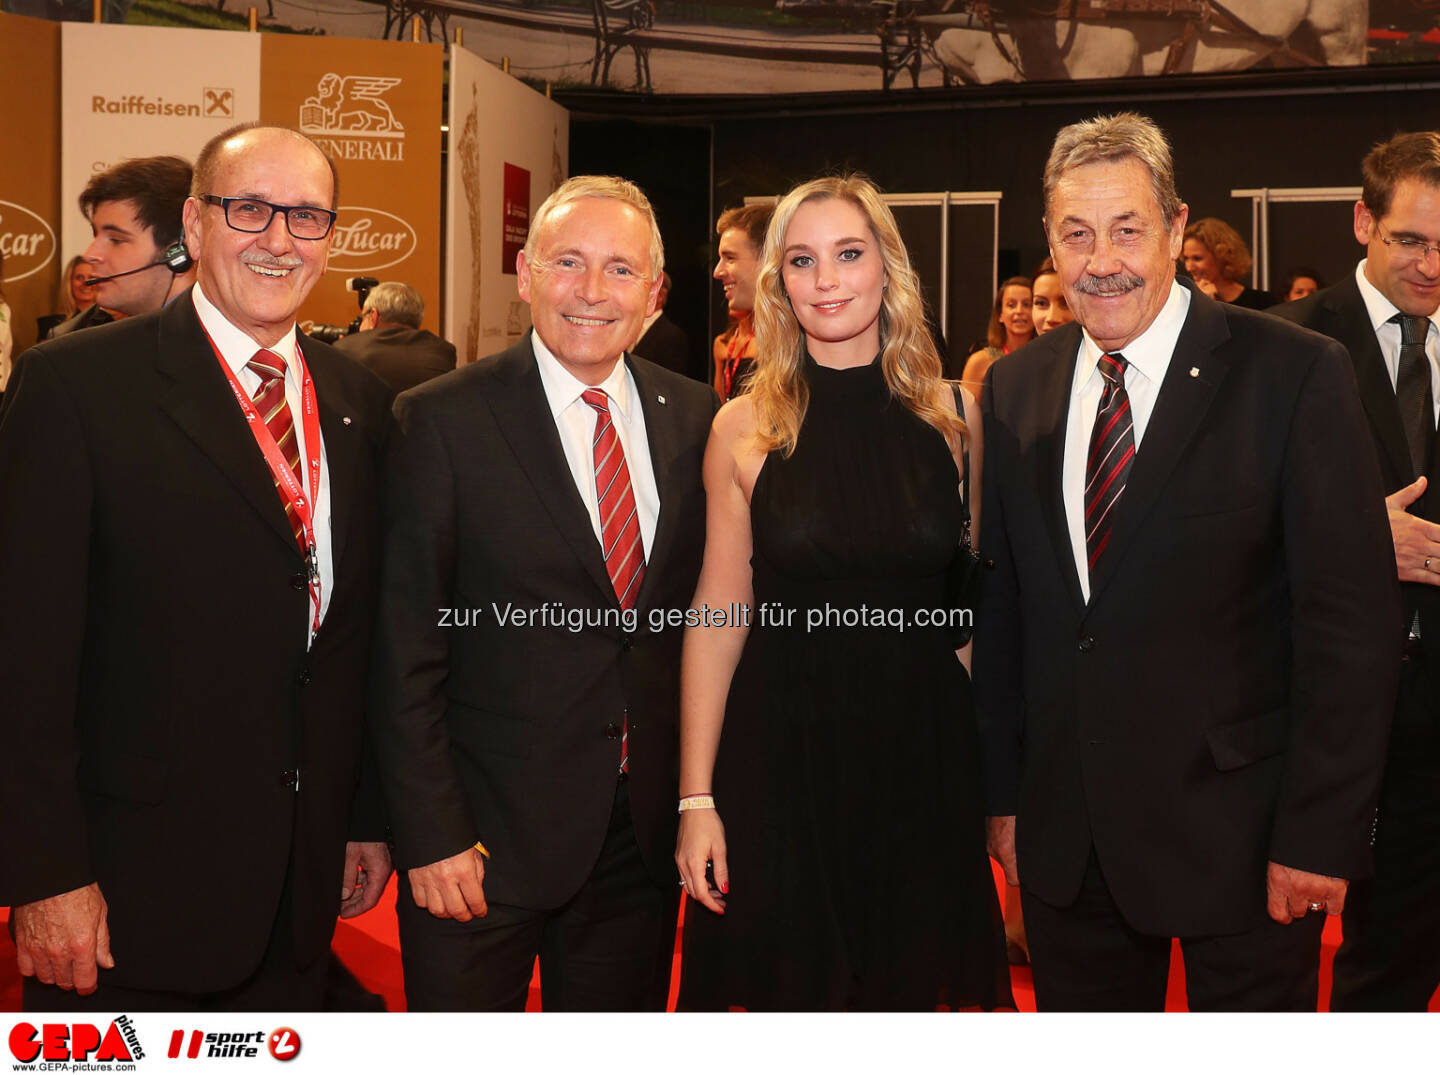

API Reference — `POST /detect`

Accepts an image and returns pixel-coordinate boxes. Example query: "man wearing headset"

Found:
[48,155,197,339]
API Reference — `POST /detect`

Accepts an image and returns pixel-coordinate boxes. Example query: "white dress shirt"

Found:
[192,284,334,637]
[1354,259,1440,424]
[1063,278,1192,602]
[531,332,660,561]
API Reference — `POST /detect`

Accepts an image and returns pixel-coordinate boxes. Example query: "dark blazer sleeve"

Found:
[0,349,98,904]
[973,369,1024,817]
[1269,335,1402,878]
[368,385,479,870]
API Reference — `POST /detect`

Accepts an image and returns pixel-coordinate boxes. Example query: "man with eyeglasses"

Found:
[1273,130,1440,1011]
[0,123,394,1011]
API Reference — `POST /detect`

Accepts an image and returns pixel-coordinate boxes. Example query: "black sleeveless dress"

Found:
[678,354,1012,1011]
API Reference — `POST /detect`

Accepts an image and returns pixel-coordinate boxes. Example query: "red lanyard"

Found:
[723,320,754,399]
[204,327,324,636]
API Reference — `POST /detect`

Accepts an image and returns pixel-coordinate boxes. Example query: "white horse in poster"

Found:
[930,0,1370,83]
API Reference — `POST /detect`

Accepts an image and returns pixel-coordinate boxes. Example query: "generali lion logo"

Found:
[327,206,418,272]
[0,200,57,284]
[299,74,406,162]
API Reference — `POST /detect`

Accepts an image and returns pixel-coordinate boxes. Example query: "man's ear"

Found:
[516,251,533,304]
[1168,203,1190,260]
[1353,199,1375,247]
[181,197,201,267]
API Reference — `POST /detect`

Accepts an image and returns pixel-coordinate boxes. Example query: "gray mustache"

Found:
[1074,272,1143,297]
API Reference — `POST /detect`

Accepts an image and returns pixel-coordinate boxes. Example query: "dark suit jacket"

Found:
[45,303,115,340]
[634,313,692,379]
[371,332,716,909]
[0,292,394,992]
[334,323,458,394]
[1272,272,1435,649]
[974,280,1401,937]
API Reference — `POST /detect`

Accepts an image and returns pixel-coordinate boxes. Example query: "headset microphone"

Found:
[86,240,194,286]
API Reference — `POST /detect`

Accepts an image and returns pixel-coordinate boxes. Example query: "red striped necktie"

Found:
[582,387,645,774]
[248,349,306,551]
[1084,351,1134,575]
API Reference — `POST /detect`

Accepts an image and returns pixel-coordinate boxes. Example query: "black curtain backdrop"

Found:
[568,67,1440,372]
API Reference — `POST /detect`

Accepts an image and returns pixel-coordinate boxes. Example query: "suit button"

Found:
[278,769,299,790]
[605,722,621,740]
[290,573,307,591]
[1078,637,1095,653]
[620,633,633,652]
[297,664,312,687]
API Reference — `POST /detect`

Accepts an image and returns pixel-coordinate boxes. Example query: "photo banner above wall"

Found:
[17,0,1440,96]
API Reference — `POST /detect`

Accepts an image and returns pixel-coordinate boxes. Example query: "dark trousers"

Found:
[1022,848,1325,1011]
[1331,655,1440,1011]
[21,866,328,1012]
[397,779,679,1012]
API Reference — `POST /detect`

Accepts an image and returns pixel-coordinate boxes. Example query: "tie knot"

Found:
[247,349,286,383]
[581,387,611,414]
[1395,313,1431,348]
[1099,352,1128,385]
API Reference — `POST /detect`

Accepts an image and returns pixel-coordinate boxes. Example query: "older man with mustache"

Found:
[974,112,1400,1011]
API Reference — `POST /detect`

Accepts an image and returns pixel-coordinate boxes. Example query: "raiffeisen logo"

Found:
[8,1016,143,1068]
[327,207,417,273]
[89,88,234,118]
[0,201,57,284]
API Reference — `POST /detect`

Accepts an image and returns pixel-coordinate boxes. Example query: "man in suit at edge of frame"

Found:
[975,111,1401,1011]
[370,174,717,1010]
[0,123,394,1011]
[1272,130,1440,1011]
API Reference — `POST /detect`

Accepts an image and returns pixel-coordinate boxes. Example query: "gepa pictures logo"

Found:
[8,1016,143,1065]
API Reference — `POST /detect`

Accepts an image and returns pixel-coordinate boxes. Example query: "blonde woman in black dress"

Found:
[675,174,1011,1011]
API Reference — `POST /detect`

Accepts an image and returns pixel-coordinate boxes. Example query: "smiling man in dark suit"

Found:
[975,112,1400,1011]
[0,124,393,1010]
[1272,130,1440,1011]
[371,175,715,1011]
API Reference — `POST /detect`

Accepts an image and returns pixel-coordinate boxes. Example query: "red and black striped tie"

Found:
[248,349,306,551]
[1084,351,1134,574]
[582,387,645,774]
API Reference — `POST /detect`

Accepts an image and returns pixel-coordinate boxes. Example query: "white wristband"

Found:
[678,794,716,813]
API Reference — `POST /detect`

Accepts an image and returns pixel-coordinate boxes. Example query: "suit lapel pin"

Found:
[1189,367,1200,378]
[657,394,667,405]
[342,416,352,425]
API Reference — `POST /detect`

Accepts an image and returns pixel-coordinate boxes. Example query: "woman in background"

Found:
[1182,217,1277,309]
[676,174,1011,1011]
[1030,257,1074,337]
[1281,267,1325,303]
[962,276,1032,393]
[0,251,12,401]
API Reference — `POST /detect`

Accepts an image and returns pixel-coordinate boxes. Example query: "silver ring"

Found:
[1307,900,1326,912]
[1427,558,1432,570]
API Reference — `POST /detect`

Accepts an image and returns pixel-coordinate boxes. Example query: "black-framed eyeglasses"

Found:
[1375,222,1440,263]
[200,195,336,240]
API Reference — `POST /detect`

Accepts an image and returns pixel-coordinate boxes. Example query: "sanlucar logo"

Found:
[328,206,417,272]
[0,200,57,283]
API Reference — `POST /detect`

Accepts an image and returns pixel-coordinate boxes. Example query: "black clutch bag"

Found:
[948,383,990,647]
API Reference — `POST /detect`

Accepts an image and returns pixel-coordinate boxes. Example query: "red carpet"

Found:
[5,867,1437,1012]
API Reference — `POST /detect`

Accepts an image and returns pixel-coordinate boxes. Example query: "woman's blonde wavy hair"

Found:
[748,174,965,458]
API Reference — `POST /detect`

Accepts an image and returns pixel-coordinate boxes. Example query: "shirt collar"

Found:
[191,282,299,377]
[531,330,635,422]
[1073,277,1191,396]
[1354,259,1440,337]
